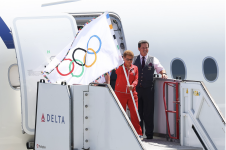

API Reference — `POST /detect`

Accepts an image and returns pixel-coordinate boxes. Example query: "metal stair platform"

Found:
[142,137,202,150]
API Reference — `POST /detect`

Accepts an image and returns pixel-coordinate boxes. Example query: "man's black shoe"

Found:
[146,136,153,139]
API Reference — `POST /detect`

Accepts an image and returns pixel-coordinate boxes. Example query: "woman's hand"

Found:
[94,80,99,86]
[105,73,110,84]
[127,85,134,91]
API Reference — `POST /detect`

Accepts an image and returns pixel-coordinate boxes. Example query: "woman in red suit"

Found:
[115,50,142,136]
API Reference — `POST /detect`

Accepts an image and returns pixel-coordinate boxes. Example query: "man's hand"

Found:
[162,74,168,79]
[127,85,134,91]
[160,70,168,79]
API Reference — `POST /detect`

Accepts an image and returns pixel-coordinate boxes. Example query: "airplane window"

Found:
[202,57,218,82]
[170,58,186,80]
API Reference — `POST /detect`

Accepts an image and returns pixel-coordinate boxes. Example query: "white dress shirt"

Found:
[139,54,164,74]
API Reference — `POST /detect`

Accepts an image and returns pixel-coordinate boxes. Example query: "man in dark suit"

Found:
[133,40,168,139]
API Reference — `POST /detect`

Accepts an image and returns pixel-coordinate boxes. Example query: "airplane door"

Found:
[12,13,78,135]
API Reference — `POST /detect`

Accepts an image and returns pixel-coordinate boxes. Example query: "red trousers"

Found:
[115,91,143,135]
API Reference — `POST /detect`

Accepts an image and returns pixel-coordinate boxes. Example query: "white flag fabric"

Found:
[42,12,123,85]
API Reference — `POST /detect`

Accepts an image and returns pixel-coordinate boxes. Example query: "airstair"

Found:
[180,80,225,150]
[35,81,145,150]
[33,78,225,150]
[152,78,225,150]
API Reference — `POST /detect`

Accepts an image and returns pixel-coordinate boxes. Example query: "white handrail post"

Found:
[122,65,141,122]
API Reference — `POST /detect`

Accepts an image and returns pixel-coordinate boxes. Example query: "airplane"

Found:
[0,0,225,149]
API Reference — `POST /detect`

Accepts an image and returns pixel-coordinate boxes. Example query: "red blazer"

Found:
[115,64,138,94]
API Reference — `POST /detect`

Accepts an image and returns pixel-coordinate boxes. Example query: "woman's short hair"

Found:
[123,50,134,58]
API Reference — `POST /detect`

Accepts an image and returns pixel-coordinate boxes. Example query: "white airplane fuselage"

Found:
[0,0,224,149]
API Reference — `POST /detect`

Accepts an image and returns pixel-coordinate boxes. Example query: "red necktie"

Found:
[142,57,145,68]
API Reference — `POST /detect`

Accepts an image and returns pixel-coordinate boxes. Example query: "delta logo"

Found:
[36,144,46,149]
[41,113,65,124]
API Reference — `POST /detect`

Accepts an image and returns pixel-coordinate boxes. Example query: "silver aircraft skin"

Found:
[0,0,225,149]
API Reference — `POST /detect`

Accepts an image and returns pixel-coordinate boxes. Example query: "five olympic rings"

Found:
[56,35,101,78]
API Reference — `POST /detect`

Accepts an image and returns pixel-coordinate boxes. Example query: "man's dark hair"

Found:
[138,40,149,48]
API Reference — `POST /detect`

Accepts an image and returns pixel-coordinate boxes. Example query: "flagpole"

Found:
[122,65,141,122]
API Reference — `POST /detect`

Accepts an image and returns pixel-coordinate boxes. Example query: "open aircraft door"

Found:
[11,13,78,135]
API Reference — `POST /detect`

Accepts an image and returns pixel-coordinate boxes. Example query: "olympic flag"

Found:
[42,12,123,85]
